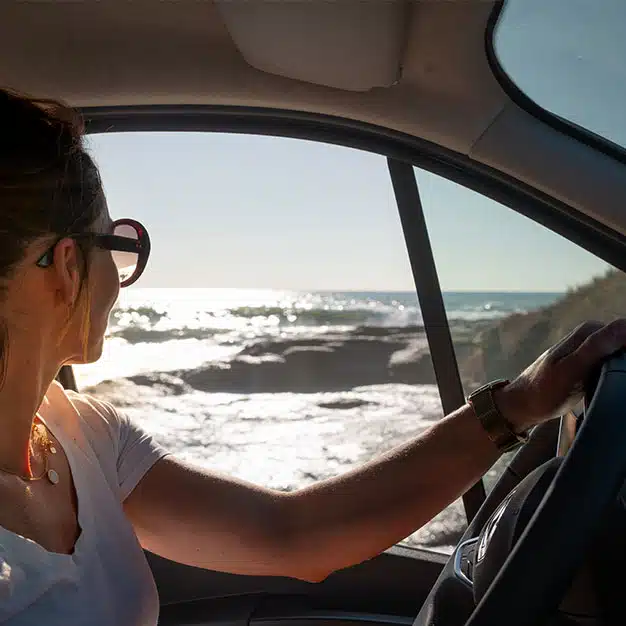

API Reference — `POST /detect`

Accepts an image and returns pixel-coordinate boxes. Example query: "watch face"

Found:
[487,378,509,390]
[469,378,518,453]
[470,379,509,398]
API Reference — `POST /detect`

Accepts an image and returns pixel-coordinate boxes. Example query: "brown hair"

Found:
[0,89,104,375]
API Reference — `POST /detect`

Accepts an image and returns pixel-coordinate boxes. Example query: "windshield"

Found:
[493,0,626,151]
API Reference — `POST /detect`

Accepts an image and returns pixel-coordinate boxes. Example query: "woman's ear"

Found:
[51,238,81,308]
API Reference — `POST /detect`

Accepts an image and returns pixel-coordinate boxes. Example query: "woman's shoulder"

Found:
[44,381,169,500]
[43,380,126,451]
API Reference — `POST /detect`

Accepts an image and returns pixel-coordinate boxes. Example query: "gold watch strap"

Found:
[468,380,529,453]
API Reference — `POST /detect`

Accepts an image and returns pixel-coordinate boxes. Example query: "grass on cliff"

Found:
[457,268,626,388]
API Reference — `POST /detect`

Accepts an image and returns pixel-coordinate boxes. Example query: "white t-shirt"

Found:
[0,380,169,625]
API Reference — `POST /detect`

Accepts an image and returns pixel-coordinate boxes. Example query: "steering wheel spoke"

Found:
[452,538,478,589]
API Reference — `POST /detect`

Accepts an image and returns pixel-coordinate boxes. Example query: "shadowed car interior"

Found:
[2,0,626,624]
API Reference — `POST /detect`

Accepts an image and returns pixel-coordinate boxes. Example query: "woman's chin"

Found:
[65,339,105,365]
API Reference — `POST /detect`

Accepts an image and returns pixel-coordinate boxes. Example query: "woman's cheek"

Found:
[105,253,120,307]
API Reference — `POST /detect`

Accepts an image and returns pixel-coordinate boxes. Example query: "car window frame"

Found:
[55,106,626,538]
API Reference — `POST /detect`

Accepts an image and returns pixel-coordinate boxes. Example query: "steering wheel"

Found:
[415,350,626,626]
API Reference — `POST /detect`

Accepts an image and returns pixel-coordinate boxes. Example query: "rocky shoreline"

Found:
[87,321,497,398]
[91,268,626,401]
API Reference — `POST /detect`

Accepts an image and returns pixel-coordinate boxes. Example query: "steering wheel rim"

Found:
[462,350,626,626]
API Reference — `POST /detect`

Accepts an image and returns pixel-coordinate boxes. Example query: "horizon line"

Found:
[127,286,566,294]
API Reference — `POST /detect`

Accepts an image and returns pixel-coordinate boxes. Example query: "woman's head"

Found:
[0,89,120,376]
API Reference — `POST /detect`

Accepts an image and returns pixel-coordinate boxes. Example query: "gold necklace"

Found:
[0,420,59,485]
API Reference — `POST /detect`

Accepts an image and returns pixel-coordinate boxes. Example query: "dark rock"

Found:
[351,325,425,337]
[178,333,413,393]
[388,340,437,385]
[127,372,193,395]
[317,399,373,410]
[112,327,214,344]
[241,337,332,357]
[82,377,187,407]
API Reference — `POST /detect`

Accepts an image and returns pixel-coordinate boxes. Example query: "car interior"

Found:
[2,0,626,625]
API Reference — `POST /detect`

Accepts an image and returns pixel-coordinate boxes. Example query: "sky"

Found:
[85,0,621,293]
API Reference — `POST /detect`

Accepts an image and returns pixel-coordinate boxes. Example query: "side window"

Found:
[75,133,464,554]
[415,167,616,490]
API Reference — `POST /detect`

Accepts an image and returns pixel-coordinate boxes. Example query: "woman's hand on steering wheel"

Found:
[497,319,626,433]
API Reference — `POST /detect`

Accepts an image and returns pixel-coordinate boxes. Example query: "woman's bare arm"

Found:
[124,401,497,581]
[123,320,626,581]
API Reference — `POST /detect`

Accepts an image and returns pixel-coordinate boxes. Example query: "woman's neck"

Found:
[0,335,58,477]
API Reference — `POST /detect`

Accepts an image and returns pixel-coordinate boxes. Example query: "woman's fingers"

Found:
[547,320,604,363]
[504,320,626,430]
[568,319,626,379]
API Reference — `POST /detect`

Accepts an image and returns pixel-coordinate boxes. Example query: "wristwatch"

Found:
[467,379,529,453]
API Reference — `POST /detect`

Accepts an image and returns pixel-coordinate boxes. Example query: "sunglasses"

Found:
[36,218,151,288]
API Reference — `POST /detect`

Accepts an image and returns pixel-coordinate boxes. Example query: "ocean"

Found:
[74,289,561,553]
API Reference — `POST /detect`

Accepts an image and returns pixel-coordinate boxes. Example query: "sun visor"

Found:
[215,0,409,92]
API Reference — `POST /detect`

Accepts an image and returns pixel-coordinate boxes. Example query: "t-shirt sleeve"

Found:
[62,387,170,500]
[115,410,170,500]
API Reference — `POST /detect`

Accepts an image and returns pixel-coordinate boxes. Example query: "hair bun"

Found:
[0,88,84,173]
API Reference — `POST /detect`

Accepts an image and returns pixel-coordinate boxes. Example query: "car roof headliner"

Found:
[1,0,506,153]
[2,0,626,246]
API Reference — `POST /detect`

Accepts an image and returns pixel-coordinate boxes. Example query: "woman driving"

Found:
[0,89,622,625]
